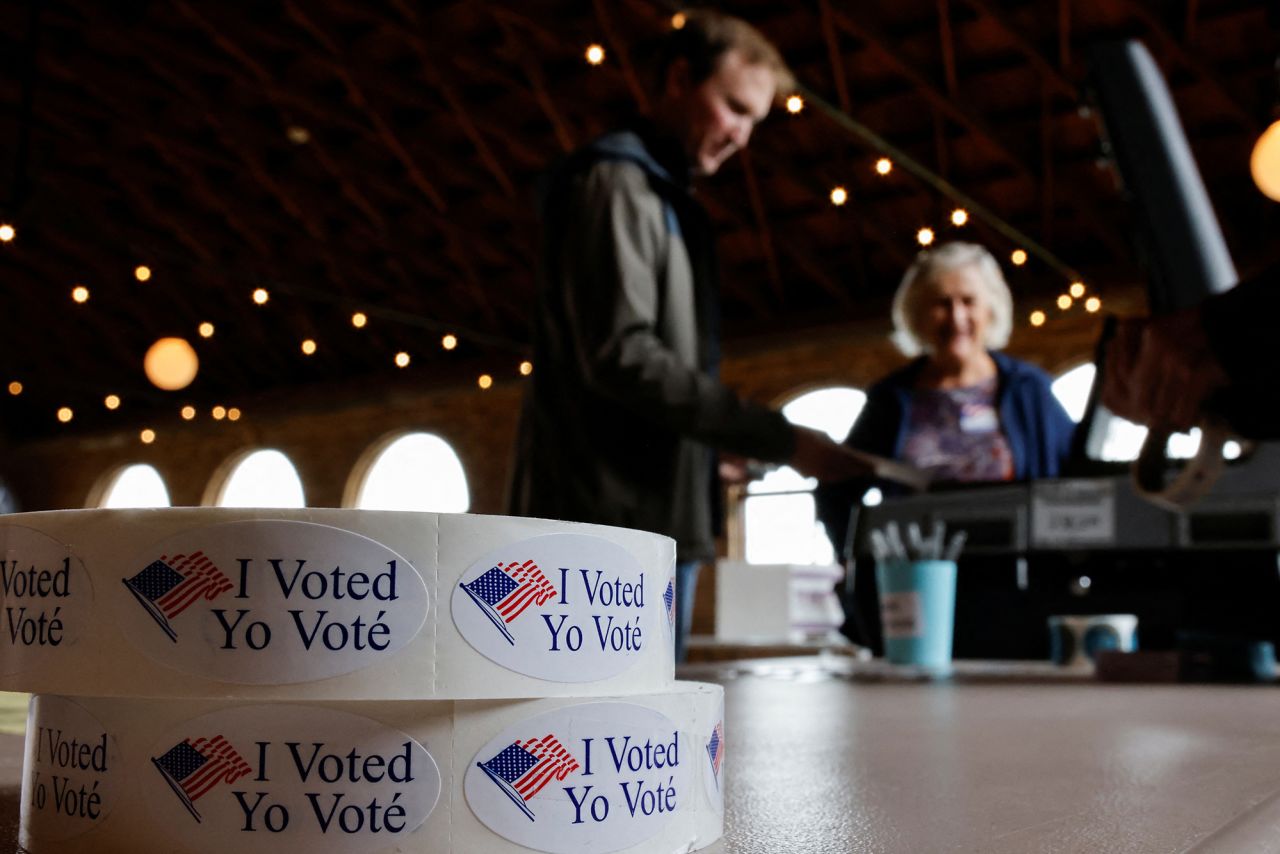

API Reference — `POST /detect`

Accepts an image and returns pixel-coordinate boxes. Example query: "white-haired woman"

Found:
[818,242,1074,553]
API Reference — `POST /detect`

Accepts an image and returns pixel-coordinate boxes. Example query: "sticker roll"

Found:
[0,509,677,699]
[19,681,725,854]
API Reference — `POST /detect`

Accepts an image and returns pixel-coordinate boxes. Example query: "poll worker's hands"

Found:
[1101,308,1229,432]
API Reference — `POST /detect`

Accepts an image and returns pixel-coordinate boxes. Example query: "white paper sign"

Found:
[1032,481,1116,547]
[141,705,440,854]
[880,591,923,639]
[451,534,652,682]
[466,702,690,854]
[20,696,121,844]
[0,525,94,675]
[118,521,429,684]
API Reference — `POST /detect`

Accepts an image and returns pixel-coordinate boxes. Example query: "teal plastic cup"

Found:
[875,559,957,671]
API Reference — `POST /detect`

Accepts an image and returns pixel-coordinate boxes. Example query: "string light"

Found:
[1085,296,1102,313]
[0,224,14,243]
[874,158,893,176]
[351,312,367,328]
[1069,281,1086,299]
[917,227,935,246]
[785,94,804,114]
[1057,294,1073,310]
[395,352,411,368]
[1029,310,1046,327]
[198,322,215,338]
[212,406,227,420]
[134,265,151,282]
[585,44,606,65]
[671,11,686,29]
[1010,249,1028,266]
[441,334,458,351]
[7,381,21,396]
[140,428,156,444]
[104,395,120,410]
[228,407,242,421]
[144,338,199,391]
[829,186,848,206]
[950,208,969,227]
[301,339,317,356]
[478,374,493,390]
[252,288,269,305]
[181,405,196,421]
[519,360,533,376]
[71,285,90,303]
[57,407,73,423]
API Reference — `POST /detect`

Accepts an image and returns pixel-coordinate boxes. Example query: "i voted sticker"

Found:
[20,696,122,844]
[118,521,429,684]
[141,705,440,854]
[451,534,653,682]
[0,525,94,675]
[465,702,690,853]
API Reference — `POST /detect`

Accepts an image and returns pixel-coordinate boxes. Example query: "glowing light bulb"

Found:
[7,381,21,396]
[1085,296,1102,313]
[212,406,227,421]
[585,44,605,65]
[144,338,199,391]
[1029,310,1046,327]
[786,94,804,114]
[395,352,411,368]
[478,374,493,390]
[0,224,14,242]
[671,11,686,29]
[57,407,73,423]
[1011,249,1028,266]
[134,265,151,282]
[519,360,533,376]
[252,288,269,305]
[228,407,242,421]
[917,227,935,246]
[829,186,848,206]
[1069,281,1086,298]
[140,428,156,444]
[1057,294,1073,310]
[181,405,196,420]
[351,312,367,328]
[301,339,317,356]
[441,334,458,351]
[950,208,969,227]
[72,285,90,303]
[875,158,892,176]
[104,394,120,410]
[198,322,215,338]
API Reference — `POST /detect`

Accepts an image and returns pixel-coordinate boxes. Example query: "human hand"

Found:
[1101,309,1228,432]
[788,427,929,490]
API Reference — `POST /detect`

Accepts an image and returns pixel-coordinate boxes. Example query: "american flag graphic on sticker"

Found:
[122,551,233,642]
[476,734,580,821]
[707,722,724,788]
[152,734,252,823]
[459,560,558,645]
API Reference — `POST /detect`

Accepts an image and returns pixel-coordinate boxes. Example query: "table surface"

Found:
[3,659,1280,853]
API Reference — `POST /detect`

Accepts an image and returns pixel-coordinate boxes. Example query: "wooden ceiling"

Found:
[1,0,1277,440]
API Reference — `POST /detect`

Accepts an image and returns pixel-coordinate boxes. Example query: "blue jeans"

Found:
[675,560,701,664]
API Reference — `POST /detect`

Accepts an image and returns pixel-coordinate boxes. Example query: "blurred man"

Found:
[510,11,874,661]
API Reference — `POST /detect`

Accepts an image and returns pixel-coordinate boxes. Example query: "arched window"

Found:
[0,477,19,514]
[216,450,306,508]
[1051,363,1240,461]
[98,464,171,508]
[743,387,867,565]
[353,432,470,512]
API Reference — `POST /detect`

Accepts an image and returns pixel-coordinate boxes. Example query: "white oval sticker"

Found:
[450,534,653,682]
[465,702,690,853]
[142,705,440,854]
[118,521,428,684]
[21,695,122,843]
[0,525,94,675]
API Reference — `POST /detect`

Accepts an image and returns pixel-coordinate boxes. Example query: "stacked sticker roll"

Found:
[1,509,726,853]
